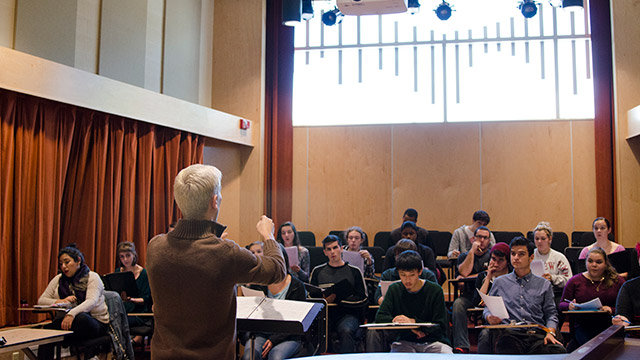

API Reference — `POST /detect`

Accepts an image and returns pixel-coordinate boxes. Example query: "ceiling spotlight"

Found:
[408,0,421,15]
[519,0,538,18]
[322,8,344,26]
[282,0,301,27]
[435,2,452,21]
[302,0,314,21]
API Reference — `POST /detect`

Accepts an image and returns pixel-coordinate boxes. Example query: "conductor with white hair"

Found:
[147,164,286,360]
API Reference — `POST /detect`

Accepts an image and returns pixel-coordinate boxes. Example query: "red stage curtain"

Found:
[0,88,203,325]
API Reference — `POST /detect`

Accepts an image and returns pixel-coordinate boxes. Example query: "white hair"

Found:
[173,164,222,219]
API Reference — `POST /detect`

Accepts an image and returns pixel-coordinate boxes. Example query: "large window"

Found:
[292,0,594,126]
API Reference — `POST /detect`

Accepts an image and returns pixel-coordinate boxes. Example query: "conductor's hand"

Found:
[256,215,275,240]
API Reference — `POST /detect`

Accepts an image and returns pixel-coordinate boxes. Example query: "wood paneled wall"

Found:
[612,0,640,248]
[292,121,597,245]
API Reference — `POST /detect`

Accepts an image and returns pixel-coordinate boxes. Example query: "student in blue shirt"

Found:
[478,236,566,354]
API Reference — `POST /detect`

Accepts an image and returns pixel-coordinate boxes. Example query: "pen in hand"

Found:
[612,315,631,324]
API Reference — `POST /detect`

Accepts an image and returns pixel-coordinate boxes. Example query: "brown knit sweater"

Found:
[147,219,286,360]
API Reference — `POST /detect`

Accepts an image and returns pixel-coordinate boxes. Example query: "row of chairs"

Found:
[300,229,600,254]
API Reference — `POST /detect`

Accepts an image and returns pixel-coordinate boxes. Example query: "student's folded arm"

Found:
[38,275,61,305]
[69,273,103,318]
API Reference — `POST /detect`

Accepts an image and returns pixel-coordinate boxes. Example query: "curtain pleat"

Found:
[0,88,203,325]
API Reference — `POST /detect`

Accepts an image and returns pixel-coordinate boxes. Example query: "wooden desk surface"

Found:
[0,328,71,354]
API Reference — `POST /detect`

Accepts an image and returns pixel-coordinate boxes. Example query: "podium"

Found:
[236,297,326,357]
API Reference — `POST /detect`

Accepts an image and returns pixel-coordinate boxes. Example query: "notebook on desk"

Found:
[304,279,352,302]
[102,271,139,298]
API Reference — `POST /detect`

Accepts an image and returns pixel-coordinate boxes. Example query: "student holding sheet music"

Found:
[277,221,310,283]
[374,250,452,353]
[241,243,307,360]
[532,222,572,305]
[560,247,625,349]
[147,164,286,360]
[37,245,109,360]
[114,241,152,345]
[310,235,368,354]
[343,226,374,278]
[613,244,640,328]
[478,236,565,354]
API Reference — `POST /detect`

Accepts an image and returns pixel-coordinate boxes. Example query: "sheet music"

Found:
[361,322,437,328]
[240,286,265,297]
[477,291,510,319]
[236,296,265,318]
[342,251,364,273]
[380,280,399,297]
[530,260,545,277]
[236,297,315,322]
[285,246,299,267]
[572,298,603,310]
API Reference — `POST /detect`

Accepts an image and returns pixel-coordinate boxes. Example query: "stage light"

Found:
[282,0,301,27]
[435,1,452,21]
[322,7,344,26]
[519,0,538,18]
[302,0,314,20]
[408,0,421,15]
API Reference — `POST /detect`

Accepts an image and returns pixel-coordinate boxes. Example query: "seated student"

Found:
[451,226,494,353]
[310,235,368,353]
[115,241,152,346]
[241,243,307,360]
[579,217,625,260]
[613,243,640,328]
[367,245,438,353]
[374,250,452,353]
[532,222,572,305]
[560,247,624,350]
[247,241,264,256]
[375,240,438,305]
[383,221,438,279]
[448,210,496,259]
[478,236,565,355]
[389,208,434,250]
[277,221,310,282]
[343,226,375,279]
[37,245,110,360]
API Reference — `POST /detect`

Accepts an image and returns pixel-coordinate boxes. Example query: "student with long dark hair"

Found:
[37,245,109,360]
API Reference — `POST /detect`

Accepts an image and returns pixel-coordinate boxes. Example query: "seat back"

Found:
[373,231,392,252]
[527,231,569,253]
[429,231,452,257]
[363,246,385,274]
[103,290,135,360]
[298,231,316,246]
[572,231,594,247]
[307,246,329,271]
[493,231,525,244]
[564,247,584,275]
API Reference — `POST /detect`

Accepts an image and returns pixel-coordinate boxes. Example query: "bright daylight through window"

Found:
[292,0,594,126]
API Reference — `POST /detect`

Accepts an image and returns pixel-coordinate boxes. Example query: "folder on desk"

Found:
[304,279,352,302]
[102,271,139,298]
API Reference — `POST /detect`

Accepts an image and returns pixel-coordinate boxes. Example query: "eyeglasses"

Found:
[0,336,7,346]
[475,235,490,240]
